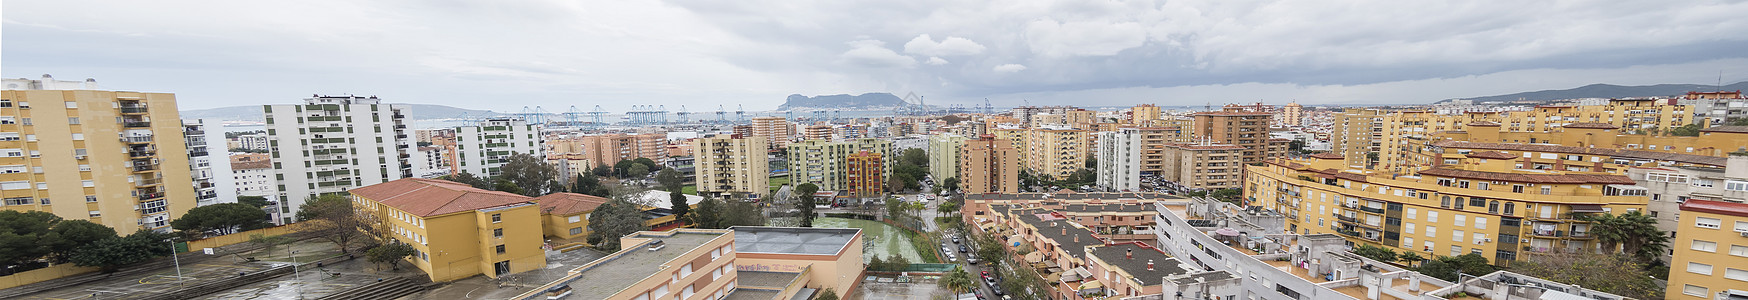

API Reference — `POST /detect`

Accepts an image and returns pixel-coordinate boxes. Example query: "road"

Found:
[940,232,1007,299]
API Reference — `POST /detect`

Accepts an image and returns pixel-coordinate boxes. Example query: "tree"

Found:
[0,210,63,266]
[249,233,291,256]
[1733,117,1748,126]
[498,152,560,196]
[69,231,169,272]
[691,197,725,229]
[900,148,928,167]
[938,266,976,293]
[1511,252,1661,299]
[795,183,820,227]
[493,179,525,195]
[669,188,690,224]
[633,157,659,171]
[655,168,684,191]
[295,194,373,254]
[365,242,416,271]
[1397,252,1426,267]
[586,200,645,252]
[1414,253,1497,282]
[171,203,271,236]
[1669,123,1702,136]
[1352,244,1398,263]
[614,159,638,177]
[591,163,614,177]
[571,173,609,198]
[1583,211,1668,263]
[237,196,271,208]
[46,220,118,262]
[720,199,767,228]
[444,172,493,190]
[627,164,651,179]
[942,177,959,194]
[973,232,1005,268]
[889,173,913,193]
[815,288,839,300]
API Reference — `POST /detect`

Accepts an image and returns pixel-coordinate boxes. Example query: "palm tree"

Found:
[939,266,976,294]
[1397,252,1426,268]
[1583,211,1668,262]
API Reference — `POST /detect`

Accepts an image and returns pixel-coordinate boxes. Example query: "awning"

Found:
[1569,204,1606,213]
[1043,272,1061,282]
[1042,260,1059,268]
[1214,228,1241,236]
[1079,280,1104,291]
[1025,252,1044,263]
[1072,267,1092,279]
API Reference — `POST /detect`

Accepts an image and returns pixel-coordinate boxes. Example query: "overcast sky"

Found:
[5,0,1747,112]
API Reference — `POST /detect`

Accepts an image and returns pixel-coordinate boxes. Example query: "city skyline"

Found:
[5,0,1746,112]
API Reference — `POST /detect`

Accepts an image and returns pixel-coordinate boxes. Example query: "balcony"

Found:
[135,178,162,186]
[129,150,156,158]
[1359,206,1385,214]
[124,121,152,128]
[1529,230,1564,238]
[120,106,149,114]
[189,151,209,157]
[123,136,154,143]
[137,192,164,201]
[133,164,157,172]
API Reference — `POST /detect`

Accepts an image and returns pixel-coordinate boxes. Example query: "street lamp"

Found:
[291,249,303,299]
[164,239,184,288]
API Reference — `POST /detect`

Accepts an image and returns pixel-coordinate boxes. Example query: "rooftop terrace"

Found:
[732,226,860,255]
[563,231,726,300]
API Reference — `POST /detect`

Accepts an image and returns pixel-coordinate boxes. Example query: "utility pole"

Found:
[165,239,184,288]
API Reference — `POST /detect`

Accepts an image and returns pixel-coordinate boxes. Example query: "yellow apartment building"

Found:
[693,134,769,200]
[532,192,609,241]
[1244,152,1649,265]
[846,150,883,198]
[1025,126,1090,180]
[0,88,195,233]
[1666,199,1748,300]
[1131,104,1162,124]
[959,135,1020,194]
[350,178,547,282]
[1336,100,1696,171]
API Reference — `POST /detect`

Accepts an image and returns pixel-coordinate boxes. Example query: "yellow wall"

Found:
[611,230,739,300]
[734,232,864,294]
[0,264,100,290]
[541,212,589,240]
[355,193,546,282]
[1665,208,1748,299]
[184,226,296,251]
[0,90,195,233]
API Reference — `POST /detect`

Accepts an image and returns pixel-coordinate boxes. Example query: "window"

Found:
[1425,226,1436,238]
[82,180,94,187]
[1405,208,1417,219]
[1694,240,1718,252]
[1455,215,1466,227]
[1683,284,1707,297]
[1737,221,1748,233]
[64,101,76,108]
[568,216,581,223]
[1453,230,1465,242]
[1647,172,1689,183]
[71,133,83,140]
[680,263,694,278]
[1450,245,1462,256]
[1728,268,1748,281]
[86,195,97,202]
[495,245,505,254]
[711,267,723,280]
[1690,262,1714,275]
[39,198,49,205]
[1728,180,1748,191]
[492,214,501,223]
[1504,203,1515,215]
[1427,211,1438,222]
[1405,223,1416,234]
[1697,217,1721,229]
[1694,179,1717,188]
[493,228,503,238]
[569,227,582,235]
[1733,245,1748,257]
[1540,186,1552,195]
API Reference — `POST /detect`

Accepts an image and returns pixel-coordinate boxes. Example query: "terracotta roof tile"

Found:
[1680,199,1748,218]
[532,193,610,216]
[1464,151,1517,160]
[350,178,535,217]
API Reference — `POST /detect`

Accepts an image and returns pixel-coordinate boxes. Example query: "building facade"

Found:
[927,134,966,182]
[693,134,769,200]
[786,138,892,193]
[1096,128,1142,191]
[184,120,220,206]
[751,116,793,150]
[231,154,276,198]
[1666,199,1748,300]
[1158,143,1246,191]
[1189,110,1285,164]
[453,118,543,177]
[349,178,545,282]
[959,135,1020,194]
[0,87,198,233]
[846,150,883,198]
[1024,126,1089,180]
[263,95,411,223]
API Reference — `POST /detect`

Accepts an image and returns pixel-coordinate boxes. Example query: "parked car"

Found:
[952,235,961,243]
[965,253,979,264]
[959,245,969,253]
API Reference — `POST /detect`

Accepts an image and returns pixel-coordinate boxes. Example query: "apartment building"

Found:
[1331,108,1386,167]
[785,138,892,193]
[263,95,410,223]
[961,191,1172,243]
[1680,90,1748,126]
[1666,199,1748,300]
[516,227,864,300]
[452,118,543,177]
[927,134,966,181]
[802,124,833,141]
[1132,127,1181,176]
[231,154,275,198]
[1189,110,1285,164]
[1158,143,1246,190]
[183,120,221,206]
[1244,152,1651,265]
[410,146,451,179]
[1339,100,1697,171]
[1279,102,1304,126]
[1130,104,1162,124]
[751,116,793,150]
[693,134,769,200]
[1095,128,1142,191]
[1085,243,1189,298]
[1024,125,1089,180]
[846,150,884,198]
[232,132,270,151]
[531,192,608,241]
[0,86,197,233]
[548,132,666,169]
[350,178,545,282]
[959,135,1020,194]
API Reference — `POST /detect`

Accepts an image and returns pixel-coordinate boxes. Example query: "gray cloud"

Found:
[4,0,1747,111]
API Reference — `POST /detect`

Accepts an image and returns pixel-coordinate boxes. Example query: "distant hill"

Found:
[778,93,905,110]
[180,104,500,121]
[1438,81,1748,104]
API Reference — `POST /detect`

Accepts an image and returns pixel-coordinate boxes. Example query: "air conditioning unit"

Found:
[74,155,86,160]
[1739,231,1748,238]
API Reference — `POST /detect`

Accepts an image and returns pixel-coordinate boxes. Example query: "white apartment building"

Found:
[1095,128,1142,191]
[183,120,221,206]
[263,95,410,223]
[234,133,270,151]
[411,146,450,179]
[452,118,542,177]
[1627,153,1748,262]
[231,154,275,198]
[927,134,965,181]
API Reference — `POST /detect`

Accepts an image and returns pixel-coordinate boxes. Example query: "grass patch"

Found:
[768,175,790,194]
[814,217,939,263]
[681,185,697,195]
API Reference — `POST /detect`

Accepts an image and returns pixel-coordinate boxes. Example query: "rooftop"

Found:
[564,231,726,300]
[349,178,534,217]
[1416,168,1634,185]
[722,289,782,300]
[1433,140,1727,166]
[1017,212,1104,258]
[531,193,609,216]
[733,226,860,255]
[1089,243,1189,286]
[736,271,804,288]
[1681,199,1748,217]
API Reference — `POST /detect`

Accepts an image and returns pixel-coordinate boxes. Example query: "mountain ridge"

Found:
[1438,81,1748,104]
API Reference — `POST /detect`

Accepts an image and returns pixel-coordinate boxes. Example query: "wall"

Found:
[0,264,100,290]
[733,232,864,294]
[183,225,297,252]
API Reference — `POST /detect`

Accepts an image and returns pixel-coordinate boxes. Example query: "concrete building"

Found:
[411,146,451,179]
[233,132,270,151]
[0,86,197,233]
[927,134,966,182]
[1330,108,1386,168]
[1245,152,1650,265]
[547,132,666,169]
[1338,100,1698,172]
[959,135,1020,194]
[892,134,927,152]
[1279,102,1304,126]
[693,134,769,200]
[846,150,884,198]
[452,118,543,177]
[1159,143,1246,191]
[802,124,833,141]
[1096,128,1142,191]
[531,192,608,241]
[1677,90,1747,126]
[349,178,546,282]
[514,226,864,300]
[183,120,221,206]
[230,154,275,198]
[785,138,892,193]
[1131,104,1162,124]
[1666,199,1748,300]
[1189,110,1286,164]
[751,116,793,150]
[1025,125,1090,180]
[263,95,410,223]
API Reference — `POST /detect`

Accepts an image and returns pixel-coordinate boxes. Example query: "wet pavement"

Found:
[414,247,608,300]
[195,258,394,300]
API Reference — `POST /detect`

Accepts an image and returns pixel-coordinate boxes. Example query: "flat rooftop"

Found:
[737,271,804,288]
[733,226,860,255]
[564,231,725,300]
[723,289,782,300]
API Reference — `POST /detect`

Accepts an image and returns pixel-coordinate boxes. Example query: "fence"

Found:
[183,226,298,252]
[0,264,100,290]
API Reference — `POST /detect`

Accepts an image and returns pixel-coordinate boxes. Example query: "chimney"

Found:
[1147,259,1154,271]
[1061,227,1067,236]
[1126,248,1133,259]
[1074,234,1079,243]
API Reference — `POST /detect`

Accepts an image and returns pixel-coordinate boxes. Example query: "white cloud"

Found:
[1024,19,1147,57]
[925,57,950,65]
[903,34,987,56]
[993,64,1027,73]
[838,39,916,68]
